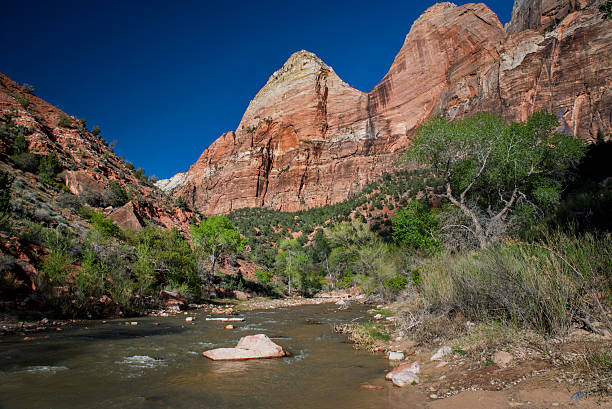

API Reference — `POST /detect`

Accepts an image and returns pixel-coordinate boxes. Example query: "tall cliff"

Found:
[161,0,612,216]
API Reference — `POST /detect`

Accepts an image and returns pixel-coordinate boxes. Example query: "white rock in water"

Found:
[392,370,420,387]
[430,346,451,361]
[388,351,404,360]
[186,317,194,322]
[202,334,287,360]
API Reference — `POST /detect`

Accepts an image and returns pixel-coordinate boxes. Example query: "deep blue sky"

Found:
[2,1,513,179]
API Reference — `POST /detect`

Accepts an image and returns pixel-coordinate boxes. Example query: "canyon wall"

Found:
[161,0,611,215]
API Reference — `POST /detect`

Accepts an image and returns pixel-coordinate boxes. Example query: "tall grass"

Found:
[415,231,611,336]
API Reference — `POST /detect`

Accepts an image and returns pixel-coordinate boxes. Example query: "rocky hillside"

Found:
[160,0,611,216]
[0,73,192,232]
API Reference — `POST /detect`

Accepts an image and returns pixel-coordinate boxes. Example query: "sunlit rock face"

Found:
[163,0,611,215]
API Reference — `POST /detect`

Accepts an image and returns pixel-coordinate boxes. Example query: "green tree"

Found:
[275,238,307,294]
[191,216,246,282]
[92,125,101,135]
[392,199,439,252]
[57,114,73,128]
[406,112,586,247]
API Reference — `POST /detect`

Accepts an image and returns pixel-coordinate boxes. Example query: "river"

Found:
[0,303,423,409]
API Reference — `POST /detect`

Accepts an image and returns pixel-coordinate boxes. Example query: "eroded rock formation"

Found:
[162,0,610,215]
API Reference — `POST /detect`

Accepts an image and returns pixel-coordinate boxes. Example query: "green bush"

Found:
[56,192,82,212]
[392,199,440,253]
[0,170,13,222]
[39,153,63,184]
[416,231,611,335]
[85,209,123,239]
[106,180,129,207]
[11,152,40,173]
[255,269,274,284]
[58,114,73,128]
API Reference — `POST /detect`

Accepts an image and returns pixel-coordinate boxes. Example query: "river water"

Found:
[0,303,422,409]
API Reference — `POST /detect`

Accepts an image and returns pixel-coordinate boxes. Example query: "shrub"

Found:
[105,181,129,207]
[416,231,611,335]
[39,153,62,183]
[392,199,440,253]
[15,94,30,109]
[85,209,123,239]
[0,170,13,222]
[57,114,73,128]
[22,83,35,94]
[11,152,40,173]
[13,135,29,154]
[91,125,101,136]
[81,189,107,208]
[56,192,82,212]
[255,269,274,284]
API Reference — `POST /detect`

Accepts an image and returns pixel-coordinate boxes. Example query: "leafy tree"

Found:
[92,125,101,135]
[392,199,439,252]
[255,269,274,285]
[406,112,586,248]
[191,216,246,281]
[0,170,14,222]
[275,238,307,294]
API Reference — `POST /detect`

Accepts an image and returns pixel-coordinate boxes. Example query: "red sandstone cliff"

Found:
[0,73,191,232]
[163,0,611,216]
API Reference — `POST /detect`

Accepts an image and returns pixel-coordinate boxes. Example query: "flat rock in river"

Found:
[202,334,288,360]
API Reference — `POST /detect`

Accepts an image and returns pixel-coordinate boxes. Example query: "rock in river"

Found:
[202,334,288,361]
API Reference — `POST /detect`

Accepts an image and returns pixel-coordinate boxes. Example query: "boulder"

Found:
[388,351,404,361]
[234,290,250,301]
[430,346,451,361]
[386,361,421,381]
[202,334,287,361]
[391,370,420,387]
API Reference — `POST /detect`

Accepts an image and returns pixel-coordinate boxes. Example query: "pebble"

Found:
[130,322,138,326]
[374,314,383,320]
[185,317,194,322]
[225,324,234,329]
[388,351,404,360]
[571,391,586,401]
[429,394,438,399]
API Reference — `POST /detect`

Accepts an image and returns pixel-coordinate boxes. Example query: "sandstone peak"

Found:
[167,0,611,215]
[260,50,332,90]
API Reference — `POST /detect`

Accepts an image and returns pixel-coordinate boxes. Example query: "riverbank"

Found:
[337,304,612,408]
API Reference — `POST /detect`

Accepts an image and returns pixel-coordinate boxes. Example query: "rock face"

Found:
[163,0,611,216]
[202,334,288,360]
[0,73,193,232]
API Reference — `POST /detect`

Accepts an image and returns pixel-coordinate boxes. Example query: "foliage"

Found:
[56,192,82,212]
[191,216,246,283]
[414,231,611,335]
[106,180,129,207]
[83,209,123,239]
[600,1,612,19]
[22,83,35,94]
[91,125,101,135]
[15,94,29,109]
[275,238,309,294]
[255,269,274,285]
[406,112,586,247]
[11,152,40,173]
[38,153,63,184]
[0,170,14,222]
[57,114,73,128]
[392,199,440,253]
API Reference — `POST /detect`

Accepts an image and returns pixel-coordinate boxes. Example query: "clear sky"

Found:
[2,1,513,179]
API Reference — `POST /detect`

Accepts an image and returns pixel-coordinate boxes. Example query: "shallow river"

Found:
[0,303,421,409]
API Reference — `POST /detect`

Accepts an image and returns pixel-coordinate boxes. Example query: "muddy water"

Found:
[0,304,422,409]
